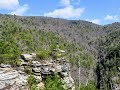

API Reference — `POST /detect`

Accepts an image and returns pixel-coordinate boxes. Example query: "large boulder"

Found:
[30,53,36,58]
[21,54,35,61]
[0,64,11,68]
[31,61,41,67]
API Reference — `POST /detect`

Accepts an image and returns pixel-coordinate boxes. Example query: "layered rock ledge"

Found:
[0,53,75,90]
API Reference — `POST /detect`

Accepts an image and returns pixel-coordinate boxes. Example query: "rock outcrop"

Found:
[20,53,36,61]
[0,68,28,90]
[0,53,75,90]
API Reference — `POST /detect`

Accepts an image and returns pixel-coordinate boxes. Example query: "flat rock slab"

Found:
[0,68,27,90]
[21,54,34,61]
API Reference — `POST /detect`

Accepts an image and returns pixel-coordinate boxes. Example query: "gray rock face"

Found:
[30,53,36,58]
[0,53,75,90]
[62,63,70,72]
[0,68,27,90]
[39,59,75,90]
[41,66,51,75]
[62,76,75,90]
[34,75,42,82]
[34,72,41,76]
[31,61,41,67]
[55,65,62,72]
[19,59,28,66]
[21,53,35,61]
[0,64,11,68]
[113,84,120,90]
[32,67,41,73]
[0,69,18,89]
[16,74,28,87]
[60,72,69,77]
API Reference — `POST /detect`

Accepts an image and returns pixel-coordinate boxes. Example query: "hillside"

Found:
[0,14,102,50]
[0,14,120,90]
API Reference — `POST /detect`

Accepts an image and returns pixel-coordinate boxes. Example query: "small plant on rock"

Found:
[24,68,33,75]
[27,75,39,90]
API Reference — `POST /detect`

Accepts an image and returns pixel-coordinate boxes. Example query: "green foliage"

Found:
[30,84,39,90]
[96,30,120,89]
[0,18,95,69]
[16,31,34,52]
[36,49,51,60]
[0,19,21,65]
[50,43,65,50]
[0,14,119,90]
[24,68,33,75]
[0,17,96,90]
[0,41,20,65]
[27,75,39,90]
[51,50,65,60]
[75,81,97,90]
[45,75,64,90]
[27,75,37,86]
[15,59,22,66]
[80,84,97,90]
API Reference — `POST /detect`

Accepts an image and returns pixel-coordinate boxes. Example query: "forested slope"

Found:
[0,14,120,90]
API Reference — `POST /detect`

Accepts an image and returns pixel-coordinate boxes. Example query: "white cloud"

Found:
[0,0,19,10]
[44,6,84,19]
[10,4,29,15]
[91,19,101,24]
[0,0,29,16]
[44,0,84,19]
[105,15,119,21]
[86,19,101,24]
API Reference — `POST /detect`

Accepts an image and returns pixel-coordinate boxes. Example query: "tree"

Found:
[45,75,64,90]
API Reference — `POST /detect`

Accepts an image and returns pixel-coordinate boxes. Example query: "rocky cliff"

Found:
[0,52,75,90]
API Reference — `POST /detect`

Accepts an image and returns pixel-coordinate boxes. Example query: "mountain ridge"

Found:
[0,14,120,90]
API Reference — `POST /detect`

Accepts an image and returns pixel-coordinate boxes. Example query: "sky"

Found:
[0,0,120,25]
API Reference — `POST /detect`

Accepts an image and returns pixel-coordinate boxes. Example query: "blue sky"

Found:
[0,0,120,25]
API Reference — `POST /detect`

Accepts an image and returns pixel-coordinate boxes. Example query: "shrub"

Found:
[27,75,37,86]
[80,81,97,90]
[36,49,51,60]
[31,84,39,90]
[15,59,22,66]
[0,41,20,65]
[27,75,39,90]
[45,75,64,90]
